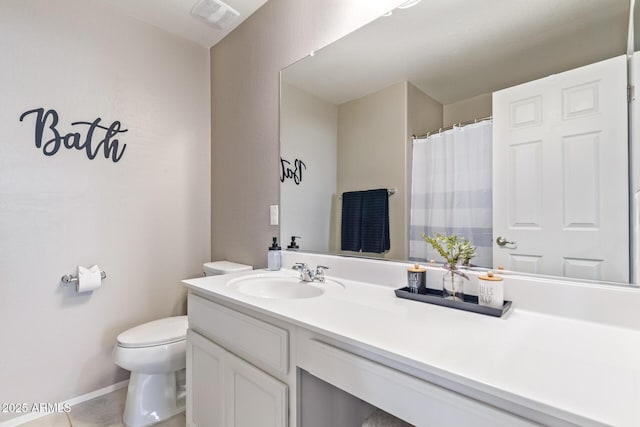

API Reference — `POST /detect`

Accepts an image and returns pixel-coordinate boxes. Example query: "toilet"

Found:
[113,316,188,427]
[113,261,251,427]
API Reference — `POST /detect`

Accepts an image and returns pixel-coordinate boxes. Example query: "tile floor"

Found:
[19,387,185,427]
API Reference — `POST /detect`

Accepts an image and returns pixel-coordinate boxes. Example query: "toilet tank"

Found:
[203,260,252,276]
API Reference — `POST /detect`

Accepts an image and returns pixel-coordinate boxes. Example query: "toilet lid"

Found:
[117,316,188,348]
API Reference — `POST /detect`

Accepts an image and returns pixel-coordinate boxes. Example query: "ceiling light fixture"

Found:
[397,0,422,9]
[191,0,240,30]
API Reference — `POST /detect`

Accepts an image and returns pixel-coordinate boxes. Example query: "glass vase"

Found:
[442,270,464,300]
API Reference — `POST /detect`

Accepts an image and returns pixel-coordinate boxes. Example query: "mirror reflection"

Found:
[280,0,632,284]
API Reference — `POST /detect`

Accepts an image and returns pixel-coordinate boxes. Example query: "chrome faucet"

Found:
[292,263,329,283]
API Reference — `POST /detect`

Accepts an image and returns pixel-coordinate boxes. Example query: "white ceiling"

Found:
[104,0,269,48]
[282,0,629,105]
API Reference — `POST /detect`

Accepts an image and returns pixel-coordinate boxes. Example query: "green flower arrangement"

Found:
[422,232,476,300]
[421,232,476,277]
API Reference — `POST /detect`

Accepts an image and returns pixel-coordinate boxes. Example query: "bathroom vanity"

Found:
[181,254,640,427]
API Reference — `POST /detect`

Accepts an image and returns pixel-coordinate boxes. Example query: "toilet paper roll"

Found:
[77,265,102,292]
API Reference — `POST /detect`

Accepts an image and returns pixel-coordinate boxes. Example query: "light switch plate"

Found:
[270,205,279,225]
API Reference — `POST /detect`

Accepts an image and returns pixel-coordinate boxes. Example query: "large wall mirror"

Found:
[280,0,637,286]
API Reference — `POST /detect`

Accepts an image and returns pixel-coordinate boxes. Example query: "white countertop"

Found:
[182,269,640,427]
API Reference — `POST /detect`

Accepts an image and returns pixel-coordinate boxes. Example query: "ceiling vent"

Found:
[191,0,240,30]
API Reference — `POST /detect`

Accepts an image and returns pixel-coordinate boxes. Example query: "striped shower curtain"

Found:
[409,120,493,267]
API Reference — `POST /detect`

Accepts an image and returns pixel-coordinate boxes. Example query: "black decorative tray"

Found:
[395,287,512,318]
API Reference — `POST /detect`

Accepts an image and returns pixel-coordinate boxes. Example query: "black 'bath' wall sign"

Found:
[19,108,128,163]
[280,157,306,185]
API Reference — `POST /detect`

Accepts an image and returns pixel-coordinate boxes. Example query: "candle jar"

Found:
[407,263,426,293]
[478,271,504,308]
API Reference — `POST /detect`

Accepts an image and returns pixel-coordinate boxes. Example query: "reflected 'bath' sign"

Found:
[280,157,306,185]
[19,108,128,163]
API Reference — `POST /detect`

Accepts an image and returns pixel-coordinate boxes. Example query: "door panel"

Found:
[493,55,628,282]
[187,330,225,427]
[225,351,288,427]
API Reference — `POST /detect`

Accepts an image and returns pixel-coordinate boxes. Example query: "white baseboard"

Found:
[0,380,129,427]
[64,379,129,407]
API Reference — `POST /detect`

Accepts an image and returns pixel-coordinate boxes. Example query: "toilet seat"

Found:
[117,316,188,348]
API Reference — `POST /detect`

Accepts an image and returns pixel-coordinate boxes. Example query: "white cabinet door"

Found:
[187,329,288,427]
[225,350,288,427]
[187,330,225,427]
[493,55,628,282]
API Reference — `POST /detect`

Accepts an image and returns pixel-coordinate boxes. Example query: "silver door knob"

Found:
[496,236,516,247]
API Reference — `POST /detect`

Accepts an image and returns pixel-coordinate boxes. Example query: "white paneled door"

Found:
[187,330,225,427]
[186,329,288,427]
[225,350,288,427]
[493,55,628,283]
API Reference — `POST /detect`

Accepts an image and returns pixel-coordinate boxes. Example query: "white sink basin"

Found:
[227,273,343,299]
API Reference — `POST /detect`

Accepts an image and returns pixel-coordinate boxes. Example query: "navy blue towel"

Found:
[361,189,390,253]
[341,189,390,253]
[341,191,363,252]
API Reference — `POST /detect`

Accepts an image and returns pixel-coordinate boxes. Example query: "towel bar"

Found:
[61,271,107,283]
[339,188,396,199]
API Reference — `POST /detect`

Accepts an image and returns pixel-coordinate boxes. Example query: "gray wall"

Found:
[280,83,337,253]
[0,0,210,421]
[210,0,405,267]
[443,93,492,127]
[336,82,406,260]
[299,370,375,427]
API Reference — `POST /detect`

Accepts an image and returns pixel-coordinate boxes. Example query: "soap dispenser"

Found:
[287,235,300,251]
[268,237,281,271]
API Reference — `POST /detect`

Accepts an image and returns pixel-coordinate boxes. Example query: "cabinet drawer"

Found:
[188,293,289,375]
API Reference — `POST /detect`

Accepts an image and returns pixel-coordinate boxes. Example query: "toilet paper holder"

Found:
[61,270,107,283]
